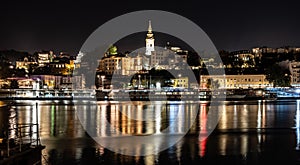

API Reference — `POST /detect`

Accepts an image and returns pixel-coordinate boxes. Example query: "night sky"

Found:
[1,0,300,55]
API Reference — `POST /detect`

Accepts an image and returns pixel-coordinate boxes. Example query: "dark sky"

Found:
[1,0,300,55]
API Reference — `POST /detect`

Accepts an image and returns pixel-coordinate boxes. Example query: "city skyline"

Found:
[1,2,300,164]
[1,1,300,55]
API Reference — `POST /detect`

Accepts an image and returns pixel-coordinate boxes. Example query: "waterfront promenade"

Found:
[0,87,294,101]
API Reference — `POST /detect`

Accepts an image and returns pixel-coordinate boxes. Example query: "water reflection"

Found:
[0,100,300,164]
[296,100,300,150]
[8,106,17,139]
[76,101,201,137]
[75,101,203,156]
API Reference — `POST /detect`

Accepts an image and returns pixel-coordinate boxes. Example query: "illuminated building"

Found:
[99,52,132,75]
[16,57,37,72]
[200,74,272,89]
[289,61,300,87]
[74,51,85,68]
[38,50,54,66]
[150,43,188,70]
[145,20,155,56]
[144,21,188,70]
[49,58,75,76]
[230,50,255,68]
[130,54,143,73]
[171,77,189,88]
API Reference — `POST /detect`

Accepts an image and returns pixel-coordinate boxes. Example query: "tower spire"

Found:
[145,20,155,56]
[146,20,154,39]
[148,20,152,33]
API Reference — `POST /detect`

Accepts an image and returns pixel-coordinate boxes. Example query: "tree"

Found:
[207,78,220,89]
[187,51,201,66]
[265,63,290,87]
[108,45,118,56]
[10,80,19,89]
[0,63,11,78]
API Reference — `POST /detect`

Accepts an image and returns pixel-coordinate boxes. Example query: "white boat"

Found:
[276,91,300,99]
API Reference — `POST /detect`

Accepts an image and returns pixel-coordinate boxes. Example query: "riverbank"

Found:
[0,88,299,101]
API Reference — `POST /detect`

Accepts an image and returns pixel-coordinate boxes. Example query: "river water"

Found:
[1,99,300,165]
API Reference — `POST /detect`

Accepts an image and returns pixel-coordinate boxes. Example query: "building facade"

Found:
[289,61,300,87]
[200,74,272,89]
[171,77,189,88]
[16,57,37,72]
[38,51,55,66]
[99,55,130,75]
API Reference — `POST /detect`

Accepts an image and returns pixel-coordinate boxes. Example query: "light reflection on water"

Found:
[0,100,300,164]
[74,101,205,156]
[296,100,300,150]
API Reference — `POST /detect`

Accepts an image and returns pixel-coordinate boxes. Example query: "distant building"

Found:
[74,51,85,68]
[0,79,9,88]
[17,78,35,89]
[16,57,37,72]
[200,74,272,89]
[49,57,75,76]
[201,57,221,68]
[230,50,255,68]
[130,54,144,73]
[30,74,83,90]
[38,51,54,66]
[289,61,300,87]
[252,46,300,55]
[171,77,189,88]
[150,41,188,70]
[99,54,132,75]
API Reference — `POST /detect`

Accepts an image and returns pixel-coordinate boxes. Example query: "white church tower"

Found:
[145,20,155,55]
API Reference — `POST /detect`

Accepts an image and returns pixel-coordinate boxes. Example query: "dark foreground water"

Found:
[1,99,300,165]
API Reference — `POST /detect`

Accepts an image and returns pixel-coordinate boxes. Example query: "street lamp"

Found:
[101,75,105,90]
[138,75,141,89]
[97,75,100,89]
